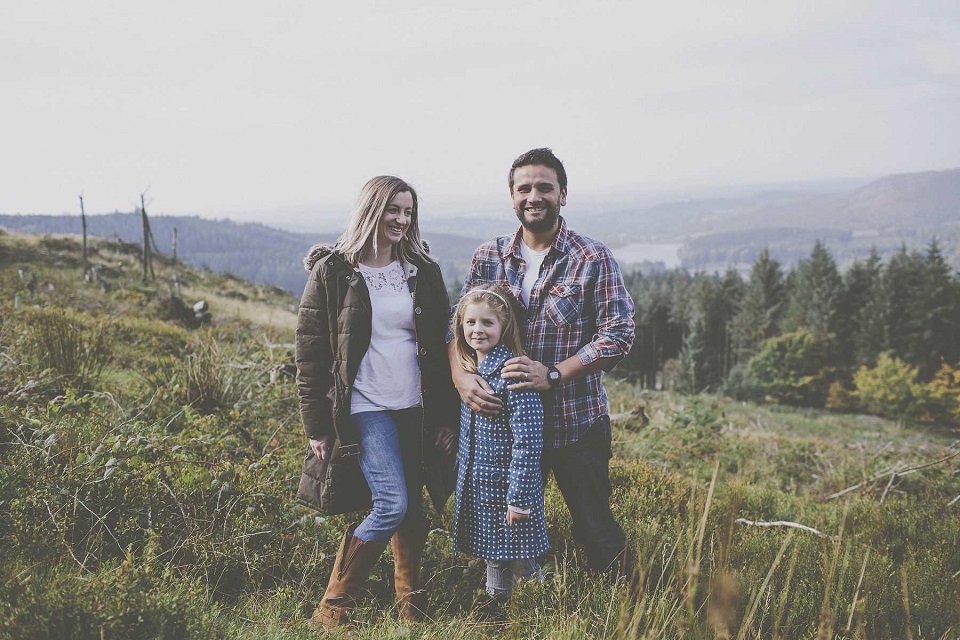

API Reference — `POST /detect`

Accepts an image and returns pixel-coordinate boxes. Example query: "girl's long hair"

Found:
[335,175,434,265]
[453,284,525,373]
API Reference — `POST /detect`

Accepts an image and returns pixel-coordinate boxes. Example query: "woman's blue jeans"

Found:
[351,407,424,543]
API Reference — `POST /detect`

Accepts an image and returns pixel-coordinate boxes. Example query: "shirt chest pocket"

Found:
[544,282,583,327]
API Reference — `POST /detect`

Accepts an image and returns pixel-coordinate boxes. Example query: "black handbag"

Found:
[295,443,372,516]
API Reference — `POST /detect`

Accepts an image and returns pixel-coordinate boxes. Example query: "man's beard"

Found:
[516,204,560,234]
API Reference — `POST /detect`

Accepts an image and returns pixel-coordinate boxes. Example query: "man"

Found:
[450,147,635,575]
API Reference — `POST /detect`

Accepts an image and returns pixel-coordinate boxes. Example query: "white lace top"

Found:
[351,260,422,413]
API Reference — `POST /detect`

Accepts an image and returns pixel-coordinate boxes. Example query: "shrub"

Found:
[825,380,857,412]
[915,361,960,426]
[720,364,765,402]
[853,353,922,420]
[742,329,832,406]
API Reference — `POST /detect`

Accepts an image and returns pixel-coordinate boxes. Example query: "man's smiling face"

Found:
[510,164,567,234]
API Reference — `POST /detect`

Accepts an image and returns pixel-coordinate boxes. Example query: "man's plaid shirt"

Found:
[461,217,635,449]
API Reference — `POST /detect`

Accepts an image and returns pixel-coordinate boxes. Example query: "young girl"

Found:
[452,284,549,615]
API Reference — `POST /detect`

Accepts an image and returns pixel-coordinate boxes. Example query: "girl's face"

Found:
[375,191,414,251]
[461,301,504,361]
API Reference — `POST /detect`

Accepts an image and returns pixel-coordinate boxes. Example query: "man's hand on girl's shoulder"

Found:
[502,355,550,391]
[453,369,502,417]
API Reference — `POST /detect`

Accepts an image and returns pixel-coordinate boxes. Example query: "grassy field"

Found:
[1,229,958,639]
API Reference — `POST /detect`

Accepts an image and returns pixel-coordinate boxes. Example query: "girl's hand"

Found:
[505,510,529,526]
[435,427,456,456]
[309,436,331,461]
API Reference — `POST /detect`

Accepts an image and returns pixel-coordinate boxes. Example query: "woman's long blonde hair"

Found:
[335,176,434,265]
[453,284,525,373]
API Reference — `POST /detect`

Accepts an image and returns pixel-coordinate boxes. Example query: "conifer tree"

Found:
[839,248,886,368]
[731,248,785,363]
[719,268,745,377]
[916,238,958,376]
[884,245,924,369]
[627,270,687,388]
[783,241,843,340]
[677,312,707,393]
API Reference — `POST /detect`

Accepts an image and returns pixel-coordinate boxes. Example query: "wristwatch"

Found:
[547,365,562,388]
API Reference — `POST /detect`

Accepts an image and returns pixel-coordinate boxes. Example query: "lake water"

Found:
[611,242,683,267]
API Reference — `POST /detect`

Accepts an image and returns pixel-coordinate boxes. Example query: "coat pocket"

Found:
[474,464,509,510]
[295,446,372,516]
[544,282,582,327]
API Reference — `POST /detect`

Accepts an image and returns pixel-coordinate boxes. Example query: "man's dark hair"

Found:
[508,147,567,192]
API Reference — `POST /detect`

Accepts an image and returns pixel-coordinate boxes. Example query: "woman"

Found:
[296,176,457,628]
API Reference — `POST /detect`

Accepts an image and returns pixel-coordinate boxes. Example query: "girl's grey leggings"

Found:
[486,558,544,596]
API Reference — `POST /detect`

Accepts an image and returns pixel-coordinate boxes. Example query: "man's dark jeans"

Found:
[541,415,628,574]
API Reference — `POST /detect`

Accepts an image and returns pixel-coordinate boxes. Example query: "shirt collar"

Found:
[505,216,570,260]
[477,343,515,378]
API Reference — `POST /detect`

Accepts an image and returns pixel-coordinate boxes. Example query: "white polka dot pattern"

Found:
[453,344,550,561]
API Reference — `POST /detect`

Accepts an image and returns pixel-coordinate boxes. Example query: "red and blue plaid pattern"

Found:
[461,218,635,449]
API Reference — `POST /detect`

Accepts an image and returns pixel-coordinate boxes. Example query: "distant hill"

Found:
[710,167,960,232]
[0,213,483,296]
[529,167,960,271]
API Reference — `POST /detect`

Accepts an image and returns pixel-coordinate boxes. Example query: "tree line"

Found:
[619,239,960,424]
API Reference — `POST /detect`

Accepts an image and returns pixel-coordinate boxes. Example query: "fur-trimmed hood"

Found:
[303,239,432,271]
[303,243,336,272]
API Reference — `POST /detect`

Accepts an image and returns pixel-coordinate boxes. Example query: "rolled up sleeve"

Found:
[576,251,635,370]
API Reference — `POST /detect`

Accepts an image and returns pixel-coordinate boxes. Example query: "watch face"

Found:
[549,369,561,382]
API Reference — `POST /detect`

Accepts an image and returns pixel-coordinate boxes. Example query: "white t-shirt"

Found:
[519,240,551,306]
[351,261,422,413]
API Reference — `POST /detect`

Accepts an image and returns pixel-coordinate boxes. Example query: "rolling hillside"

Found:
[1,229,957,638]
[0,213,483,296]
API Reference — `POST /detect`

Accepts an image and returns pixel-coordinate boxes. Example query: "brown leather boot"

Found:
[391,515,430,622]
[311,523,387,629]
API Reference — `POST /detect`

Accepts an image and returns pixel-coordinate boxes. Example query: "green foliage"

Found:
[0,554,219,640]
[743,329,832,407]
[853,353,922,419]
[106,316,191,370]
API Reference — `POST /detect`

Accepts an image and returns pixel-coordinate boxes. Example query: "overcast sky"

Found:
[3,0,960,223]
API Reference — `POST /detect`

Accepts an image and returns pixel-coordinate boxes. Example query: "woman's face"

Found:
[375,191,414,251]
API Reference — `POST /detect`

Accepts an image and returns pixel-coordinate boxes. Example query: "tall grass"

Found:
[144,335,258,414]
[19,307,111,393]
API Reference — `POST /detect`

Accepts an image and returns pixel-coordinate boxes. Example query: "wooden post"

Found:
[172,227,178,263]
[79,193,89,280]
[140,192,153,281]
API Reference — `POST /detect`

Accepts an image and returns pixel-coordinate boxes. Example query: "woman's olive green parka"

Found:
[295,243,458,512]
